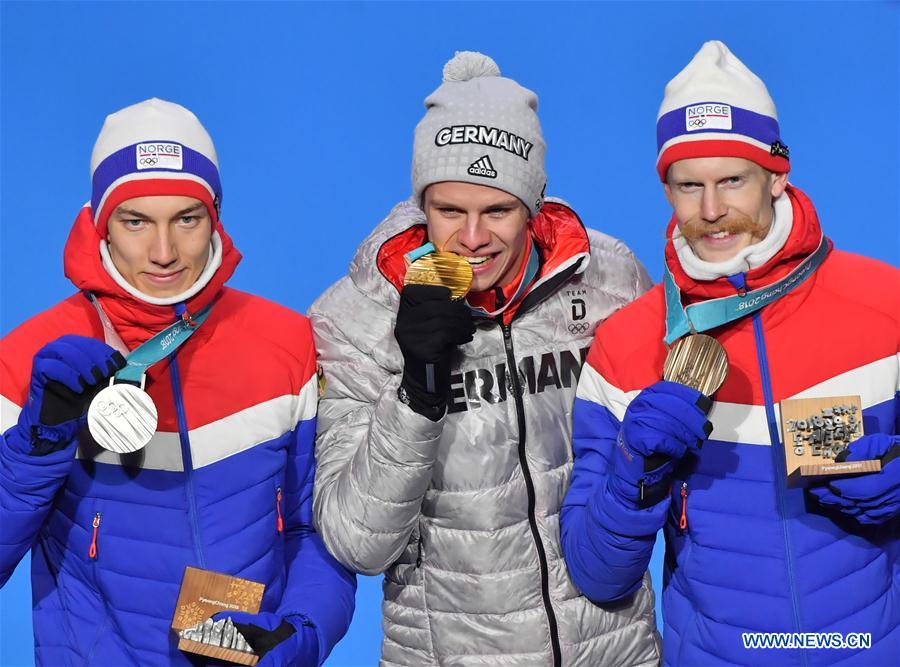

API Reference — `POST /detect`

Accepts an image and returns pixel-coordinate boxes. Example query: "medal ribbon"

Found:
[467,239,540,319]
[115,303,213,383]
[664,235,829,345]
[85,292,214,383]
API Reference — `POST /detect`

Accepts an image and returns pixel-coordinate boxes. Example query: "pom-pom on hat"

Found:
[656,41,790,182]
[412,51,547,216]
[90,98,222,237]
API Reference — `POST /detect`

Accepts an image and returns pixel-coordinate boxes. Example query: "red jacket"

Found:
[0,206,356,666]
[562,186,899,666]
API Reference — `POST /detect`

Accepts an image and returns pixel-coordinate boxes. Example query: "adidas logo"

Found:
[467,155,497,179]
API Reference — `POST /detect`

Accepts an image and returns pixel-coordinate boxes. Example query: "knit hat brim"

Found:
[95,178,218,238]
[657,137,790,181]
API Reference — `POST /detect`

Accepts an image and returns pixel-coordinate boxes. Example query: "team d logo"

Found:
[685,103,732,132]
[467,155,497,179]
[136,142,184,170]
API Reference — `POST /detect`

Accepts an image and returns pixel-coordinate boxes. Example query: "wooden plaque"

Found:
[177,637,259,666]
[171,567,265,665]
[780,395,880,487]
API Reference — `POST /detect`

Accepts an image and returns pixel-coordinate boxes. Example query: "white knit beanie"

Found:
[90,98,222,236]
[656,41,790,181]
[412,51,547,216]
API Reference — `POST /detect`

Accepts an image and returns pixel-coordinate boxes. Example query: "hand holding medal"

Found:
[400,243,474,396]
[20,335,126,456]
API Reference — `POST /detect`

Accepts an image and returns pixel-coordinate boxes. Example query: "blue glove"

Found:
[610,381,713,508]
[18,335,125,455]
[211,611,319,666]
[809,434,900,525]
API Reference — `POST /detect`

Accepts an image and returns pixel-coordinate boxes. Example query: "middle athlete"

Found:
[311,52,659,666]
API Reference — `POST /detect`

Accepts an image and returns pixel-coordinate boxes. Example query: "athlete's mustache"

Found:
[670,211,760,243]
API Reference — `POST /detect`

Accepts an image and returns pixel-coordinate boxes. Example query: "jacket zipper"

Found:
[501,322,562,667]
[750,306,807,666]
[169,354,206,568]
[88,512,101,559]
[276,486,284,534]
[679,482,689,531]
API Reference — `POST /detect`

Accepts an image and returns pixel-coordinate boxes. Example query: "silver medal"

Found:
[88,377,157,453]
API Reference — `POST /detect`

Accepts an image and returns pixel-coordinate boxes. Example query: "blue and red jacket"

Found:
[0,207,356,665]
[561,186,899,665]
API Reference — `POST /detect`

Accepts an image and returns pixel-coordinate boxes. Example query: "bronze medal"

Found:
[404,251,473,300]
[663,333,729,397]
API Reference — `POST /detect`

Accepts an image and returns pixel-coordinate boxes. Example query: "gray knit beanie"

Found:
[412,51,547,216]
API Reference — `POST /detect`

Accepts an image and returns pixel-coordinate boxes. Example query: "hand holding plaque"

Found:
[807,433,900,524]
[212,611,319,667]
[172,567,265,665]
[780,395,883,488]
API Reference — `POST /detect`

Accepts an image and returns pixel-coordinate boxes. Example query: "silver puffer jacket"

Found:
[310,199,659,666]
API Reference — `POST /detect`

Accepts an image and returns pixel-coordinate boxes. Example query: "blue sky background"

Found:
[1,2,897,665]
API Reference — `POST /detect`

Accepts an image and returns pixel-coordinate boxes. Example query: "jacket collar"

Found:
[63,205,241,349]
[366,199,590,323]
[663,184,827,303]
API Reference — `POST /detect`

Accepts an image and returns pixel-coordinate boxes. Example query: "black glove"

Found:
[394,284,475,420]
[211,611,318,666]
[19,335,126,455]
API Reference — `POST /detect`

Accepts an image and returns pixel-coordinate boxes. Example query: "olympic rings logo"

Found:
[95,400,130,418]
[568,322,590,335]
[687,118,707,128]
[139,157,159,166]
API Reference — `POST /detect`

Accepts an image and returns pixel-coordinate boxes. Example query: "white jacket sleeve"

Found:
[310,282,442,575]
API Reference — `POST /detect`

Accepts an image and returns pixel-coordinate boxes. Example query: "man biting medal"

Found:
[0,99,356,666]
[309,51,660,666]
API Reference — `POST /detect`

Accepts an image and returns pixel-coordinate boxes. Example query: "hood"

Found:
[354,199,590,321]
[63,205,241,349]
[664,184,828,302]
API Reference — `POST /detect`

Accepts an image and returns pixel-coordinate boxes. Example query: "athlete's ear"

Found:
[770,172,788,198]
[663,182,675,208]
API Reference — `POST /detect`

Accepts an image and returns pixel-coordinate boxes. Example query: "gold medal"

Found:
[663,334,729,397]
[404,251,473,300]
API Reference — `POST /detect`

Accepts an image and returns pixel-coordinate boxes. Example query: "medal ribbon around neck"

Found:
[85,297,214,454]
[113,301,213,383]
[466,239,540,319]
[663,235,829,345]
